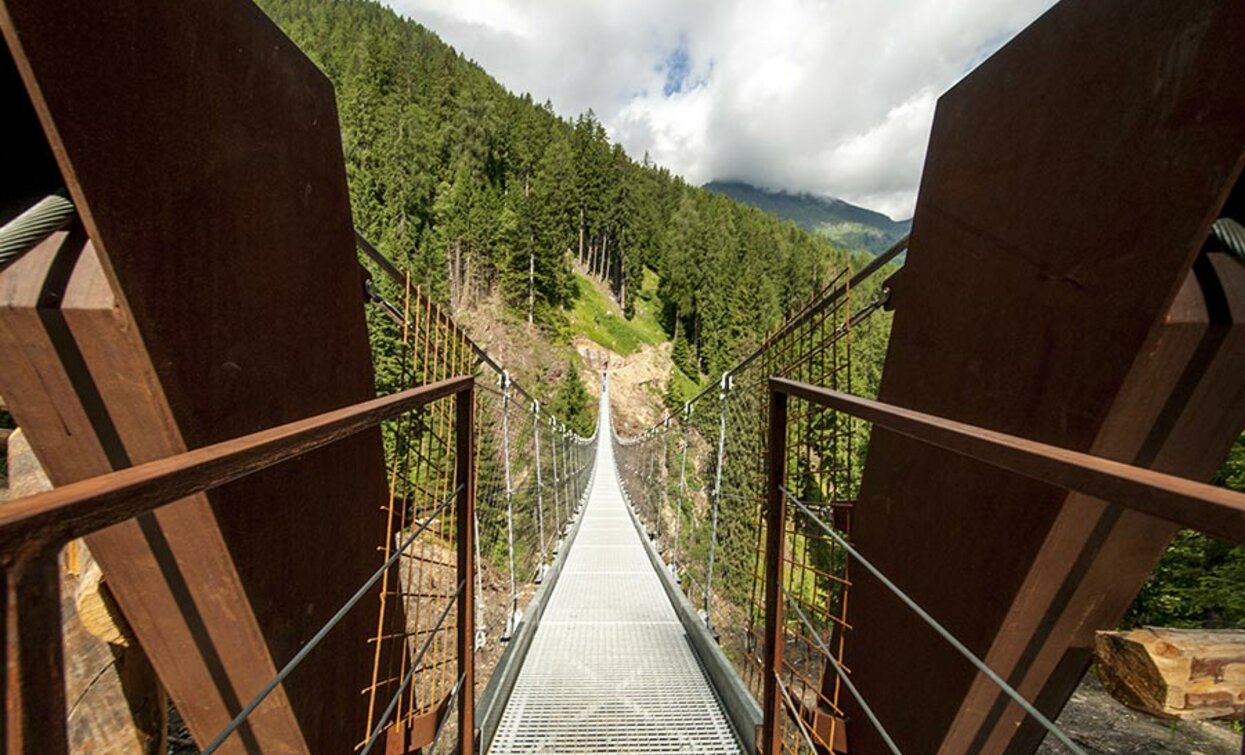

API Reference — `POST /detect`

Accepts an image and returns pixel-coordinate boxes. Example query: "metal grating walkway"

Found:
[489,382,741,754]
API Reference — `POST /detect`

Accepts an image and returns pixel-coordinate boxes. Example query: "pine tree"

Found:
[551,361,593,436]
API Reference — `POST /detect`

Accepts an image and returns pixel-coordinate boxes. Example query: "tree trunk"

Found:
[1095,627,1245,721]
[578,207,585,265]
[454,239,464,311]
[528,249,535,324]
[600,234,608,282]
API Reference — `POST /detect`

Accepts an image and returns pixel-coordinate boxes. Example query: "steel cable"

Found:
[202,484,461,755]
[781,486,1087,755]
[0,191,76,270]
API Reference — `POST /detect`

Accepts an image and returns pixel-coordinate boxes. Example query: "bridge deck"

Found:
[489,385,740,754]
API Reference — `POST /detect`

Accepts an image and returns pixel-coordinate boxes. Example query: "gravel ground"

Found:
[1037,672,1241,755]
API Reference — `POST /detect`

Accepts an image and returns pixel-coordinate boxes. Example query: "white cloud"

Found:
[383,0,1057,220]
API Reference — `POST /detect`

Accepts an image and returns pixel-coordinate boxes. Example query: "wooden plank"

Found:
[840,1,1245,752]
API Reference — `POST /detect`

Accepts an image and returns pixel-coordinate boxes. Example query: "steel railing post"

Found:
[704,372,729,632]
[4,551,68,754]
[761,382,789,755]
[532,401,547,581]
[674,407,689,577]
[549,417,562,536]
[500,373,518,639]
[455,384,476,755]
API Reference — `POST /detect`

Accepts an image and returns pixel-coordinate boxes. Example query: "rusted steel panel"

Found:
[0,1,391,751]
[843,0,1245,752]
[3,553,67,754]
[0,230,308,752]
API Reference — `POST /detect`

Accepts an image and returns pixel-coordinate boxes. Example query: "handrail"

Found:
[769,377,1245,543]
[1,374,477,754]
[761,376,1245,753]
[0,374,474,563]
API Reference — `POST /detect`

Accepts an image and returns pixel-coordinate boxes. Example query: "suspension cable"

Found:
[202,485,461,754]
[780,486,1087,755]
[0,190,76,270]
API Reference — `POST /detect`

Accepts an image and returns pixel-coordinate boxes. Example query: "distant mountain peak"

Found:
[703,180,910,254]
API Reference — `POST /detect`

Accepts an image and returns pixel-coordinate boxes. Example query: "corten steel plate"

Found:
[0,1,391,752]
[844,0,1245,752]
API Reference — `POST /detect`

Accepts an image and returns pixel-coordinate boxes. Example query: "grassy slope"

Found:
[567,269,667,355]
[566,268,700,399]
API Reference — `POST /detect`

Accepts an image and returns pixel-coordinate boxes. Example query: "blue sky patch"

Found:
[661,38,692,96]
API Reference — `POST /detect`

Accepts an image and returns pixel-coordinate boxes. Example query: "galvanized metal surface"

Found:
[490,385,740,754]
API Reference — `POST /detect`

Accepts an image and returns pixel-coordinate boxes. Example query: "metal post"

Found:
[532,401,547,581]
[549,416,562,537]
[3,552,68,754]
[473,509,485,650]
[454,385,476,755]
[659,419,669,544]
[675,409,689,577]
[500,373,519,639]
[704,372,729,631]
[570,430,581,511]
[761,384,789,755]
[652,431,662,538]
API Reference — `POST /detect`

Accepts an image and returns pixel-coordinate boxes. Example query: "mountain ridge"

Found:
[703,180,910,254]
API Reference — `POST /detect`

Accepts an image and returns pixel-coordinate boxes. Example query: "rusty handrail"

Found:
[1,375,477,755]
[770,377,1245,543]
[759,376,1245,754]
[0,374,474,562]
[756,378,1245,755]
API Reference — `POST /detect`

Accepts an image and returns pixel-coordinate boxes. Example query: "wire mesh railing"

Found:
[613,238,903,752]
[615,228,1245,753]
[357,236,597,753]
[762,378,1245,753]
[0,374,477,754]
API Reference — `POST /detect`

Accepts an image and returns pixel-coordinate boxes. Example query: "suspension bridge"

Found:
[1,0,1244,754]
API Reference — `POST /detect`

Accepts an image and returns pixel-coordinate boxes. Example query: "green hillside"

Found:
[567,269,666,356]
[256,0,856,383]
[704,180,910,254]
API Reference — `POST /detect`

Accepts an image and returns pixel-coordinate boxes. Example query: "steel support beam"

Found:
[0,2,391,750]
[843,1,1245,752]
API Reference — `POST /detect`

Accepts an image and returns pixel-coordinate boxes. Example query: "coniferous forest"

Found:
[253,0,1244,631]
[257,0,853,385]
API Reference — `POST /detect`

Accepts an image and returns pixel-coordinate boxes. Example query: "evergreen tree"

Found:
[551,361,593,436]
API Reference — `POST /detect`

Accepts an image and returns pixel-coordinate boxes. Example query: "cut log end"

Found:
[1096,627,1245,721]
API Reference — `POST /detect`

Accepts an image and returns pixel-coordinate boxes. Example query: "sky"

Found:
[382,0,1058,221]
